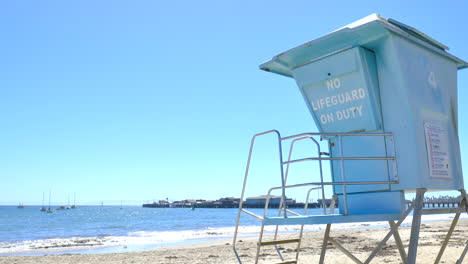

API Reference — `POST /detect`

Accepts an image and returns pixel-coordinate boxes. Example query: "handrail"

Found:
[233,130,398,264]
[269,181,398,190]
[285,209,301,216]
[304,187,323,214]
[279,132,396,216]
[235,131,397,219]
[233,130,283,248]
[241,209,264,221]
[281,132,393,141]
[272,136,326,257]
[264,180,399,217]
[282,156,395,164]
[281,136,327,214]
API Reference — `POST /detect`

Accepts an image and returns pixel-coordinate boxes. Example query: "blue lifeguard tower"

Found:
[233,14,468,264]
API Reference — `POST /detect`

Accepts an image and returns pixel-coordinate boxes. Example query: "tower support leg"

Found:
[434,189,468,264]
[389,220,407,263]
[319,224,332,264]
[456,241,468,264]
[406,188,426,264]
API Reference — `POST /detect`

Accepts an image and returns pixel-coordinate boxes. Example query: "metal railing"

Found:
[233,130,398,264]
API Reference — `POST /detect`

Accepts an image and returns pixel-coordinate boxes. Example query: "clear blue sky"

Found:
[1,1,468,205]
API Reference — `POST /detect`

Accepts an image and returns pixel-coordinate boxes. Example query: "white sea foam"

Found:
[0,236,114,255]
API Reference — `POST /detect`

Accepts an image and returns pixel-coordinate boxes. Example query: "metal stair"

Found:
[258,239,301,247]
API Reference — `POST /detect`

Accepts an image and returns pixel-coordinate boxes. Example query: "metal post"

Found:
[255,225,266,264]
[456,190,468,264]
[276,134,287,219]
[319,195,338,264]
[433,189,468,264]
[329,194,338,215]
[297,187,322,262]
[364,203,413,264]
[233,133,258,262]
[338,135,348,215]
[406,188,426,264]
[433,208,463,263]
[328,237,363,264]
[232,130,281,264]
[316,139,327,214]
[389,220,407,263]
[456,241,468,264]
[319,224,332,264]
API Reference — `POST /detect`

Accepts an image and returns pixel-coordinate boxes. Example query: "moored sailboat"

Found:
[40,192,46,212]
[71,192,76,209]
[47,190,53,213]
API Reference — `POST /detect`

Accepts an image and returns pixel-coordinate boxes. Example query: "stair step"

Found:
[258,238,301,246]
[274,261,297,264]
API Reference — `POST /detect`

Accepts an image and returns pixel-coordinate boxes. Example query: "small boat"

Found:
[65,195,71,209]
[40,192,46,212]
[17,202,25,209]
[71,193,76,209]
[56,206,66,210]
[47,190,53,213]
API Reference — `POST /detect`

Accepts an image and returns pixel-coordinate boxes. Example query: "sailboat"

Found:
[47,190,53,213]
[17,202,25,209]
[40,192,46,212]
[66,194,71,209]
[71,193,76,209]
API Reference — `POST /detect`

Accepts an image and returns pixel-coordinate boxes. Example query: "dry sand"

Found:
[1,220,467,264]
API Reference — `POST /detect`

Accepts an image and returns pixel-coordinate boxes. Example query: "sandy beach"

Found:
[1,220,467,264]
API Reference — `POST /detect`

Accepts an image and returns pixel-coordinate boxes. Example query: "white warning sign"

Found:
[424,122,451,181]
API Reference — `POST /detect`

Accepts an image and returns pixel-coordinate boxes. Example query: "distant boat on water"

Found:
[71,193,76,209]
[67,194,71,209]
[40,192,46,212]
[56,193,76,210]
[47,190,53,213]
[17,202,25,209]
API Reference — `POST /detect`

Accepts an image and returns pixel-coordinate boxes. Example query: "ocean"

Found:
[0,205,465,256]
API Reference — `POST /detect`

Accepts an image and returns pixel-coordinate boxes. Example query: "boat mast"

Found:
[47,189,53,213]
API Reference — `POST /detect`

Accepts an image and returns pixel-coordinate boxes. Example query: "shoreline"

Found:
[0,219,467,263]
[0,214,468,257]
[1,213,466,257]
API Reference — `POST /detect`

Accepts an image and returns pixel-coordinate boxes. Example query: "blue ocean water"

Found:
[0,206,236,242]
[0,205,463,256]
[0,206,323,256]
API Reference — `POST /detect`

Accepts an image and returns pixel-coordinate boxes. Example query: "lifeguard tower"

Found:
[233,14,468,264]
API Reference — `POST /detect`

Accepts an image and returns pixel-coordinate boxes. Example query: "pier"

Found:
[142,197,337,209]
